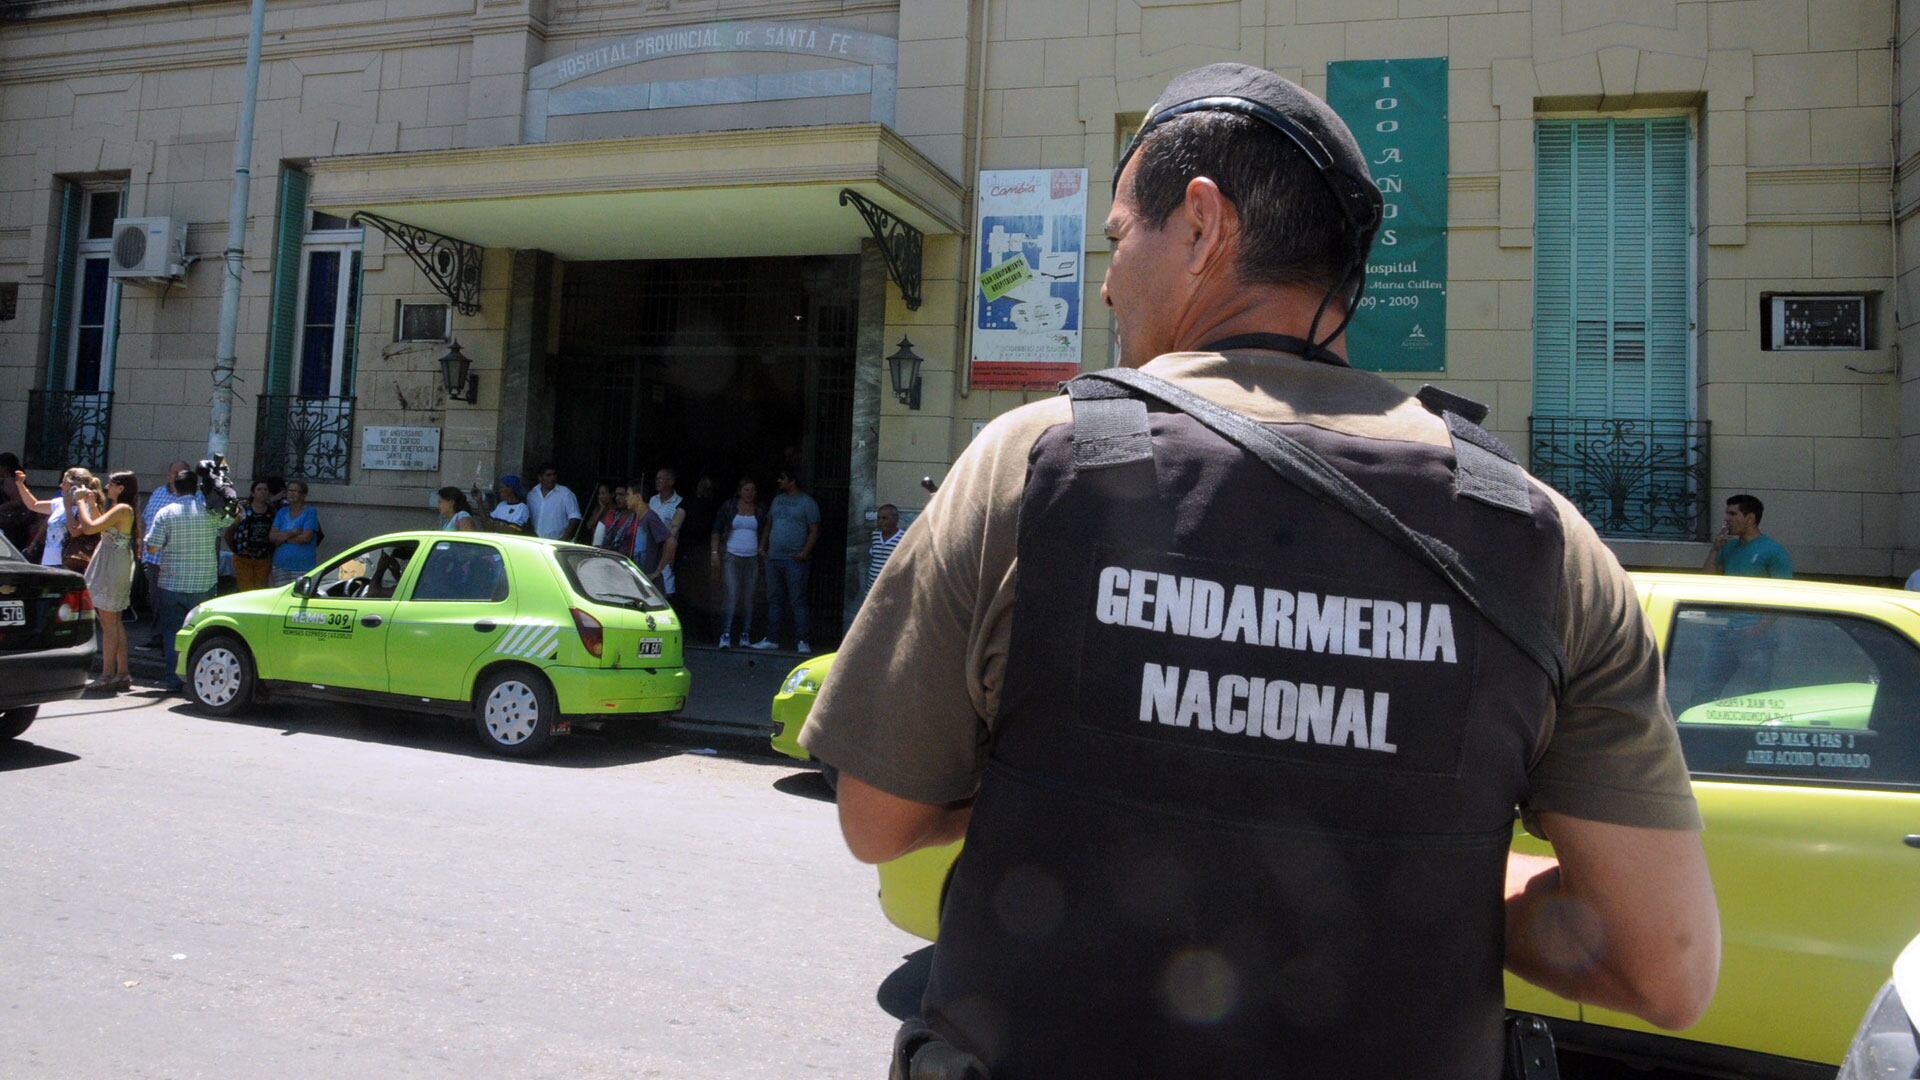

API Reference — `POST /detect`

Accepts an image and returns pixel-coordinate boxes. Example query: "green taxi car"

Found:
[780,573,1920,1078]
[177,531,689,756]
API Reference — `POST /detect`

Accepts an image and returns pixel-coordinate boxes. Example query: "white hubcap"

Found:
[193,647,243,706]
[483,681,540,744]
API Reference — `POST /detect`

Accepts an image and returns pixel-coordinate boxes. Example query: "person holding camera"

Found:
[146,468,220,694]
[71,470,140,693]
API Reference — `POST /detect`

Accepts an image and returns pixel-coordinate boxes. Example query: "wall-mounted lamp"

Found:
[886,336,924,410]
[438,340,479,403]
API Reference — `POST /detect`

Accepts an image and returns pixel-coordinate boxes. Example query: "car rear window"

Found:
[0,533,21,562]
[1665,603,1920,790]
[557,550,670,612]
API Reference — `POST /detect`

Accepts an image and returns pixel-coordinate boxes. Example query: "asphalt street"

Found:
[2,691,1707,1080]
[0,691,924,1079]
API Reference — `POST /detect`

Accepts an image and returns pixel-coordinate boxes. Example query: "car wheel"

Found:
[474,667,559,757]
[0,706,37,741]
[187,636,255,717]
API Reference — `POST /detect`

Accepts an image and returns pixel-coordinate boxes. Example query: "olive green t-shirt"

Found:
[800,351,1701,831]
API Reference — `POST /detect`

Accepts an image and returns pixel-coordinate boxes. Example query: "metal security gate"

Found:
[555,256,860,643]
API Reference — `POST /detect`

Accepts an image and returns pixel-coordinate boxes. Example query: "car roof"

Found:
[348,531,592,554]
[1631,570,1920,614]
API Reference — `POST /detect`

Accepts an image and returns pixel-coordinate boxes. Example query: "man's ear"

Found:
[1179,176,1236,279]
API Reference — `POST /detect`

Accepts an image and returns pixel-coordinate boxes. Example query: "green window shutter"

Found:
[266,168,310,397]
[341,248,363,395]
[1647,118,1691,423]
[1532,117,1692,423]
[43,181,83,391]
[1531,124,1573,417]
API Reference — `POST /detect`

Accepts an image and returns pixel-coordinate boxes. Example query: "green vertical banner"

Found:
[1328,57,1448,372]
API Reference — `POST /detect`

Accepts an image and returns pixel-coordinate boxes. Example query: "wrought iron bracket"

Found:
[839,189,922,311]
[350,212,483,315]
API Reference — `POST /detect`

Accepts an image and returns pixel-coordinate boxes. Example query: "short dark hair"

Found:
[1128,110,1354,292]
[1727,494,1764,524]
[171,469,196,496]
[0,452,17,473]
[538,462,557,475]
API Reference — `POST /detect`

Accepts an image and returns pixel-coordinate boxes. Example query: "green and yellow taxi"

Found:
[177,531,689,756]
[781,572,1920,1077]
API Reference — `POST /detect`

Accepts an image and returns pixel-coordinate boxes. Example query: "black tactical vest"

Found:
[920,371,1566,1080]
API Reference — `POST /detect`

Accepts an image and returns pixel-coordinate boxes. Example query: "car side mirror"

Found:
[291,576,311,597]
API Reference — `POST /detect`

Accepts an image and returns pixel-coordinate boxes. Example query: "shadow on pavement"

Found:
[877,946,934,1021]
[772,769,835,802]
[153,697,796,770]
[0,741,82,772]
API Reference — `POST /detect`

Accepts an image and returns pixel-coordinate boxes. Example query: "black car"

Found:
[0,532,95,740]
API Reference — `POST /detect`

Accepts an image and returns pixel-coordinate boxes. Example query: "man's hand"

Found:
[1505,813,1719,1030]
[834,773,972,864]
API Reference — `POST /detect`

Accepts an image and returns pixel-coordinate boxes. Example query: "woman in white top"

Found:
[708,477,769,649]
[436,487,479,531]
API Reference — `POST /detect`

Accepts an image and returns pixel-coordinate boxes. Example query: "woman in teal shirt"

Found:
[269,480,321,586]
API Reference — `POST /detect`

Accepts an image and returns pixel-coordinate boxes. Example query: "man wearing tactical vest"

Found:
[801,63,1720,1080]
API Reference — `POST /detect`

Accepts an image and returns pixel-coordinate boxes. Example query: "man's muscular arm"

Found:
[834,775,973,864]
[1505,813,1719,1030]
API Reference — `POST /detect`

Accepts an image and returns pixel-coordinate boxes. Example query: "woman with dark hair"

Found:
[574,482,616,545]
[709,476,769,649]
[225,479,277,590]
[0,452,32,552]
[436,486,478,531]
[71,470,140,692]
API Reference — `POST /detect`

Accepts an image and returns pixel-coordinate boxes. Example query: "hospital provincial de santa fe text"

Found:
[5,0,1920,633]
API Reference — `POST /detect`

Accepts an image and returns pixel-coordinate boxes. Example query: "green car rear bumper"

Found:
[547,664,690,716]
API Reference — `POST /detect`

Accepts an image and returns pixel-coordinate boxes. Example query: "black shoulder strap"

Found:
[1070,368,1568,697]
[1415,385,1534,517]
[1067,382,1154,469]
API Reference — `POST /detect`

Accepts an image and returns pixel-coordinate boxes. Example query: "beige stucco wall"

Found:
[0,0,1909,579]
[884,0,1904,578]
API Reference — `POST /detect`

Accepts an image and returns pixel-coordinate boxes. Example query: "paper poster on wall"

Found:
[970,168,1087,390]
[1327,57,1449,373]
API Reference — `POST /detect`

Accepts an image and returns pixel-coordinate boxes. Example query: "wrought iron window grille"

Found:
[1528,416,1711,541]
[24,390,112,472]
[350,212,482,316]
[255,395,355,484]
[839,189,922,310]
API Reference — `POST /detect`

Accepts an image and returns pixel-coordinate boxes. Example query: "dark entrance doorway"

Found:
[555,256,859,644]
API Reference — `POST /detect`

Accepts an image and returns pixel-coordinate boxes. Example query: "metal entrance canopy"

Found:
[306,124,962,309]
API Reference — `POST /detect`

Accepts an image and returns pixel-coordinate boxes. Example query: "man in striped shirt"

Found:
[138,459,196,646]
[866,504,903,593]
[146,470,221,693]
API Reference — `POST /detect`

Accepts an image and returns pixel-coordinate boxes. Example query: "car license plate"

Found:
[638,638,663,658]
[0,600,23,627]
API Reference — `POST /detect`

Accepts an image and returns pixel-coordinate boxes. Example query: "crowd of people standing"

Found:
[1,454,324,698]
[0,447,909,697]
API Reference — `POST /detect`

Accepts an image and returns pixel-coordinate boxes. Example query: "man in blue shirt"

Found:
[1703,493,1791,578]
[1696,493,1790,702]
[751,470,820,654]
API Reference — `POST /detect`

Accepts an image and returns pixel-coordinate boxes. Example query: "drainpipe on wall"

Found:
[1884,0,1903,380]
[956,0,991,399]
[207,0,267,459]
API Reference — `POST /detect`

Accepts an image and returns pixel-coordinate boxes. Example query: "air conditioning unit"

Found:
[108,216,187,279]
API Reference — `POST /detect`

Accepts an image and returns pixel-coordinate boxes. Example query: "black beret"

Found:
[1118,62,1382,246]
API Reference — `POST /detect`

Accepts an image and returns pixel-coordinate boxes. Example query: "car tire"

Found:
[186,635,256,717]
[0,706,38,741]
[473,667,559,757]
